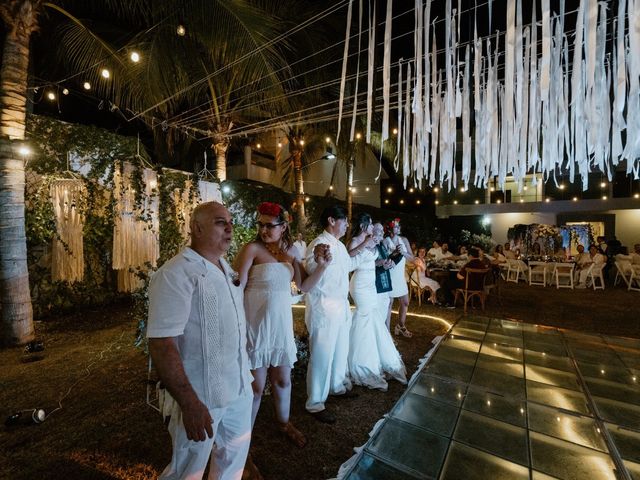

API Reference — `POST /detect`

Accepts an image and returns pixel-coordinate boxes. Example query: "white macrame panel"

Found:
[112,163,160,282]
[198,180,222,203]
[50,179,85,283]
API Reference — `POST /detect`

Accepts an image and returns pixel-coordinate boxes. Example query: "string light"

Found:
[634,194,639,199]
[18,146,31,156]
[416,200,421,205]
[384,199,389,204]
[523,186,528,191]
[305,196,310,202]
[435,200,439,205]
[559,184,565,190]
[355,132,362,140]
[387,187,393,193]
[299,139,305,146]
[130,51,140,63]
[433,187,439,193]
[545,198,550,203]
[573,197,578,201]
[602,195,607,200]
[83,82,91,90]
[329,185,333,190]
[496,199,502,204]
[409,187,414,193]
[325,136,331,143]
[176,24,186,36]
[47,92,56,101]
[475,199,479,204]
[392,128,398,135]
[62,88,69,95]
[453,200,458,205]
[277,142,282,148]
[256,143,261,149]
[460,187,465,192]
[600,182,606,188]
[365,187,370,192]
[101,68,110,79]
[490,187,495,192]
[399,199,404,204]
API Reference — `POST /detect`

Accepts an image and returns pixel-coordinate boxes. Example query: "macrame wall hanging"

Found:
[50,179,85,283]
[336,0,640,191]
[112,162,159,292]
[171,179,222,241]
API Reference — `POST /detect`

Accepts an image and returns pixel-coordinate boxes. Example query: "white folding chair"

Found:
[589,264,605,290]
[506,259,527,283]
[528,261,547,287]
[628,266,640,292]
[554,263,574,289]
[614,260,633,288]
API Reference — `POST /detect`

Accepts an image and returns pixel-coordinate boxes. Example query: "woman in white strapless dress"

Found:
[382,218,414,337]
[347,215,407,390]
[234,202,331,455]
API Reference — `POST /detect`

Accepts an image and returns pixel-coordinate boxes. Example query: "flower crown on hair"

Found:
[388,218,401,229]
[257,202,289,222]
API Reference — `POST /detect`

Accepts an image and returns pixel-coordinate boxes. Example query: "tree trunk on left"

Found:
[292,147,306,231]
[0,1,37,346]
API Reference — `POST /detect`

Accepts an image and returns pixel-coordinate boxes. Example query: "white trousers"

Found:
[305,304,352,413]
[160,394,252,480]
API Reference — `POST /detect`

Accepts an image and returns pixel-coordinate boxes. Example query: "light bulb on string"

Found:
[325,137,331,143]
[62,88,69,95]
[130,51,140,63]
[176,24,186,36]
[365,187,370,192]
[47,92,56,101]
[83,81,91,90]
[101,68,110,79]
[392,128,398,135]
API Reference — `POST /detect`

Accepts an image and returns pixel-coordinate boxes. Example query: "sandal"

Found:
[278,421,307,448]
[394,324,413,338]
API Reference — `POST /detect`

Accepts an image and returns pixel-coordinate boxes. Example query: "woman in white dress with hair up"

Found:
[347,214,407,390]
[383,218,414,337]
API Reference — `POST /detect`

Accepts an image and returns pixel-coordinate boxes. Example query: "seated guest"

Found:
[492,245,507,264]
[576,245,606,288]
[427,241,442,259]
[531,242,542,256]
[630,244,640,264]
[596,236,608,255]
[504,242,517,260]
[573,244,590,283]
[435,242,454,261]
[410,241,418,256]
[413,247,441,304]
[514,247,521,259]
[457,245,469,261]
[456,247,487,290]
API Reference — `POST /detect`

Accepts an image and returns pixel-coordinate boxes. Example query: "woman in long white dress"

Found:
[347,214,407,390]
[382,218,414,337]
[234,202,331,452]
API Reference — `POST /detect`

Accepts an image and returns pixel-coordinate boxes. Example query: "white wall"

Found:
[609,209,640,247]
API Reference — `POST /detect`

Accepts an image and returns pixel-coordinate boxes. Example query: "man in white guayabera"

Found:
[147,201,253,480]
[303,205,373,424]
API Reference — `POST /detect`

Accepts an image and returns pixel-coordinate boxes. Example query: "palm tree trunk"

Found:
[292,148,306,231]
[0,3,37,345]
[346,152,355,223]
[212,138,228,182]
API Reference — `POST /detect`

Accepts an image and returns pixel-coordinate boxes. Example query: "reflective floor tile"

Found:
[527,403,608,452]
[450,326,486,341]
[453,410,529,466]
[525,365,582,391]
[524,349,576,373]
[593,396,640,431]
[603,335,640,350]
[471,367,526,399]
[424,357,475,383]
[480,343,524,362]
[443,335,481,353]
[524,331,565,346]
[605,423,640,463]
[575,356,627,372]
[411,373,468,406]
[584,378,640,406]
[529,431,618,480]
[562,330,604,344]
[625,460,640,480]
[347,452,423,480]
[523,339,568,357]
[484,332,524,348]
[367,418,448,478]
[532,471,562,480]
[487,324,524,338]
[570,347,622,365]
[433,345,479,367]
[476,354,524,378]
[390,393,460,437]
[462,389,527,427]
[463,315,491,324]
[618,353,640,370]
[577,363,638,386]
[526,380,591,415]
[455,319,490,331]
[439,441,529,480]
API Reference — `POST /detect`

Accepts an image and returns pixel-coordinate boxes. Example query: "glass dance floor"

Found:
[340,316,640,480]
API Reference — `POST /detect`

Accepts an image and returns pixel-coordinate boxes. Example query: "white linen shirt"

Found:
[147,247,253,409]
[304,231,364,329]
